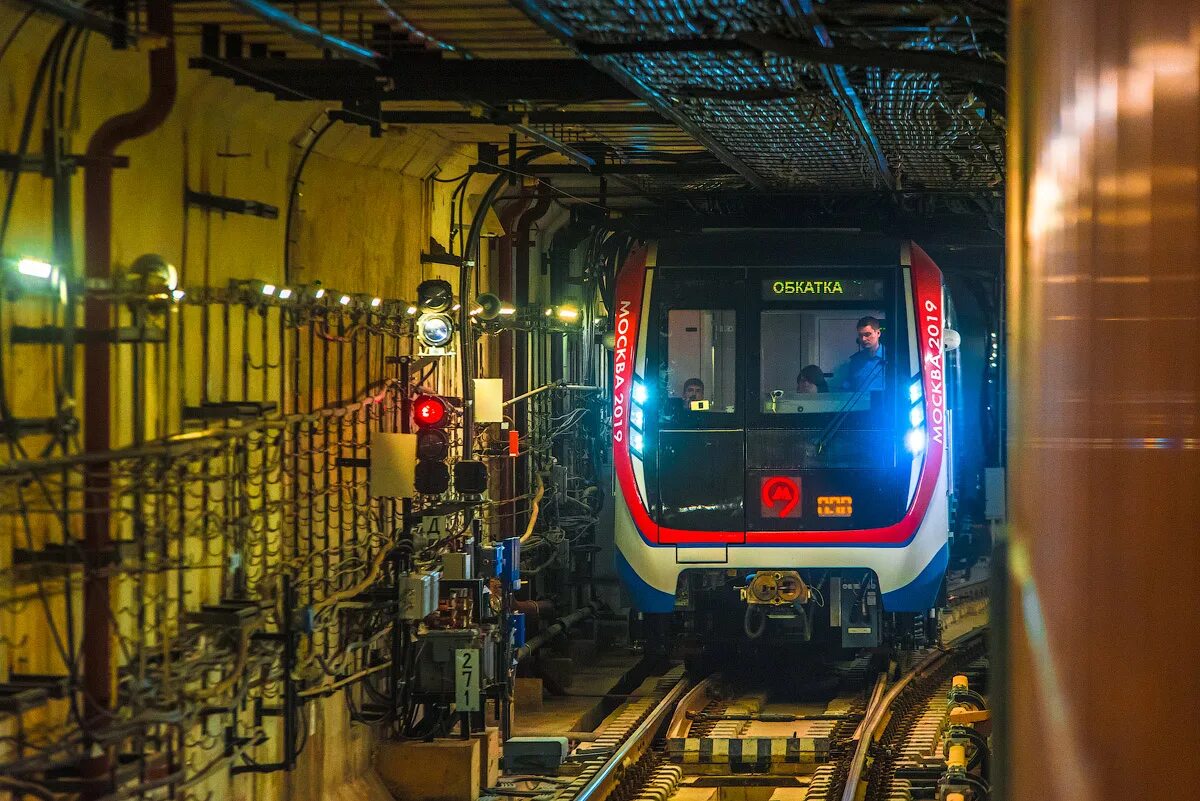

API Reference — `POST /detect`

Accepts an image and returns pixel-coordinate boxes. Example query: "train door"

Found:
[746,270,910,536]
[647,272,747,543]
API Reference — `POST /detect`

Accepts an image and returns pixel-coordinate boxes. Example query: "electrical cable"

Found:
[0,23,69,257]
[284,114,338,284]
[0,7,36,67]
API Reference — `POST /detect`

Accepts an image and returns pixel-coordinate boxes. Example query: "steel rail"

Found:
[840,627,988,801]
[573,675,692,801]
[665,676,718,740]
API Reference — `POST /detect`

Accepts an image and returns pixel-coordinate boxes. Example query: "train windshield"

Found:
[758,308,889,421]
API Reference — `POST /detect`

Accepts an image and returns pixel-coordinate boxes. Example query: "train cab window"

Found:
[759,309,889,418]
[660,309,736,420]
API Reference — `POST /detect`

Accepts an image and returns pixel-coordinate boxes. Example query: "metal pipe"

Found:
[24,0,135,42]
[516,602,598,661]
[504,381,600,407]
[498,193,535,539]
[372,0,469,57]
[782,0,892,187]
[226,0,379,66]
[460,149,551,457]
[510,123,596,168]
[81,1,176,795]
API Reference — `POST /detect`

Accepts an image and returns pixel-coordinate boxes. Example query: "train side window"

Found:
[661,309,736,417]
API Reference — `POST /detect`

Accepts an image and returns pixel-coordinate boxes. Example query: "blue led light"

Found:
[629,429,644,456]
[909,405,924,428]
[909,380,922,404]
[632,381,648,405]
[905,428,926,455]
[630,405,644,430]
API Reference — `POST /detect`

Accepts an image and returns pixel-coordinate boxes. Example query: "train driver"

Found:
[683,377,705,402]
[834,316,886,391]
[796,365,828,394]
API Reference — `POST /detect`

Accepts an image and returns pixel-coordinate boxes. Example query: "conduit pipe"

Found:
[227,0,379,66]
[497,194,534,538]
[515,602,599,661]
[510,190,553,515]
[459,148,550,458]
[82,1,176,794]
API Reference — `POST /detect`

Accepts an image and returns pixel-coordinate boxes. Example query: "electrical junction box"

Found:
[369,432,416,498]
[443,551,473,581]
[415,628,496,696]
[503,737,568,773]
[474,378,504,424]
[837,576,881,649]
[399,572,439,620]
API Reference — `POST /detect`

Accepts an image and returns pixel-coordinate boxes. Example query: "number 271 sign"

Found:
[455,648,481,712]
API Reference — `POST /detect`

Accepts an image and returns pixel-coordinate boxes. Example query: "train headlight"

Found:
[629,429,645,456]
[909,405,924,428]
[630,405,644,430]
[417,313,454,348]
[909,379,922,404]
[904,428,926,455]
[632,381,648,405]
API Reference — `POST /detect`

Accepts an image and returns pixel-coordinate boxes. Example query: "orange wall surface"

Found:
[1008,1,1200,797]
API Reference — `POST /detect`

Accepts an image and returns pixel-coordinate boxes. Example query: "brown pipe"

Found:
[513,598,555,630]
[497,194,534,538]
[81,1,176,794]
[512,192,553,527]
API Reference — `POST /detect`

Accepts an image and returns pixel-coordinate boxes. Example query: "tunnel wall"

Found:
[0,10,504,801]
[1008,0,1200,797]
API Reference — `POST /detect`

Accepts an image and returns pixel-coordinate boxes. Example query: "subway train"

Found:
[610,232,954,647]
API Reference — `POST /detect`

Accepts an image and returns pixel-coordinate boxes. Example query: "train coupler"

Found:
[738,570,810,605]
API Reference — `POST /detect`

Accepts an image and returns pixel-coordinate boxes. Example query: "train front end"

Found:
[612,233,952,646]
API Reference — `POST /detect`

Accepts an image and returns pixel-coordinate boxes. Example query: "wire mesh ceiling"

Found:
[528,0,1007,191]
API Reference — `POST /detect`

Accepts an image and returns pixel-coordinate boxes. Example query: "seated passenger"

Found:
[796,365,828,394]
[834,316,886,392]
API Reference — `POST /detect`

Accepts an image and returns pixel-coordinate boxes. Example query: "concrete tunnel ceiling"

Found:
[159,0,1006,230]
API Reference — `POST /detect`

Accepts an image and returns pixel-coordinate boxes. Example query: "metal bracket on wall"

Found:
[185,188,279,219]
[421,251,464,267]
[0,152,128,176]
[10,325,166,344]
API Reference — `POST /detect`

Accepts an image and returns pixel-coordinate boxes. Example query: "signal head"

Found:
[416,428,450,461]
[417,312,454,348]
[413,394,448,428]
[414,461,450,495]
[416,278,454,313]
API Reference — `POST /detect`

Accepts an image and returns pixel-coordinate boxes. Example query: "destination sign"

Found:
[762,278,886,301]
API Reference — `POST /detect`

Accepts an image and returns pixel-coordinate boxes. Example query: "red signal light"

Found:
[413,394,447,428]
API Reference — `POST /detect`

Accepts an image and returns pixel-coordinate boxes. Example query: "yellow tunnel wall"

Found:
[0,9,506,800]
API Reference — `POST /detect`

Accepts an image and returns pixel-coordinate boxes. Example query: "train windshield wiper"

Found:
[811,358,885,454]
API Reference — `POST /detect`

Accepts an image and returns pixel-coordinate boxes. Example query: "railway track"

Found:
[526,628,989,801]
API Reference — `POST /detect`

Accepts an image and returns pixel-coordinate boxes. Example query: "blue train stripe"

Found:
[615,548,675,613]
[880,541,948,612]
